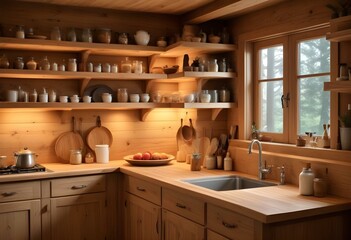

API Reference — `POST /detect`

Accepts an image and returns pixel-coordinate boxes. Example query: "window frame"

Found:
[253,28,330,144]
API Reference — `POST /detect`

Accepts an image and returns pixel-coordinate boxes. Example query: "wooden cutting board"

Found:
[86,116,113,152]
[55,117,84,163]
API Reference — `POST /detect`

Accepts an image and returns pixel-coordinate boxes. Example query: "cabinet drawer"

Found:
[124,175,161,205]
[207,203,254,240]
[0,181,40,203]
[50,175,106,197]
[207,229,230,240]
[162,188,205,225]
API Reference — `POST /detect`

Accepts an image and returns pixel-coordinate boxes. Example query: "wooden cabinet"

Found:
[162,187,205,240]
[124,192,161,240]
[162,209,204,240]
[207,230,230,240]
[123,175,162,240]
[41,174,113,240]
[207,203,254,240]
[0,181,41,240]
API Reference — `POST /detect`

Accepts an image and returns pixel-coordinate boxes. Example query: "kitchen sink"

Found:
[182,175,277,191]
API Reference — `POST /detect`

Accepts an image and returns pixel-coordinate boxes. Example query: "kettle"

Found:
[134,30,150,46]
[14,147,37,168]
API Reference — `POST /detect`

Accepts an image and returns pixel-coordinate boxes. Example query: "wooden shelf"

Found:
[0,37,164,56]
[326,29,351,42]
[0,102,235,121]
[162,41,236,57]
[324,81,351,93]
[0,69,167,80]
[0,38,236,57]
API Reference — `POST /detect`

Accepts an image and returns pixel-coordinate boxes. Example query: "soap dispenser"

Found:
[223,151,233,171]
[299,163,315,195]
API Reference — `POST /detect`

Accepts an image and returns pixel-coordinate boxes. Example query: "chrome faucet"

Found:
[248,139,271,180]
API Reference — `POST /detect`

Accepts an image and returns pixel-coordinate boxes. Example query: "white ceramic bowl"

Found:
[184,94,195,103]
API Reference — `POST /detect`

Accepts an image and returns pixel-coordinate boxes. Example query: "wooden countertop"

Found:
[0,160,350,223]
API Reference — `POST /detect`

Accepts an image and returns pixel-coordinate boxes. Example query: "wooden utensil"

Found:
[55,116,84,163]
[86,116,113,152]
[176,118,183,151]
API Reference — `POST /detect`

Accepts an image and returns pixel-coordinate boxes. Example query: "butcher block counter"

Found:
[0,160,350,224]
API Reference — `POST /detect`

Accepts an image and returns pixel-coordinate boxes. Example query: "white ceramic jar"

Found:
[299,163,315,195]
[67,58,77,72]
[134,30,150,46]
[95,145,109,163]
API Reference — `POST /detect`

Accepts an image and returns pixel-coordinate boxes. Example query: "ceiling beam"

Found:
[182,0,286,24]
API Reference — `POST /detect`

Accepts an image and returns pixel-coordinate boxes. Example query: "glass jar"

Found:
[82,28,93,43]
[70,149,82,165]
[0,54,10,69]
[14,56,24,69]
[67,27,77,42]
[121,57,132,73]
[30,89,37,102]
[118,32,128,44]
[102,63,111,73]
[219,88,230,102]
[50,26,61,41]
[209,90,218,103]
[67,58,77,72]
[111,64,118,73]
[16,25,25,39]
[208,59,218,72]
[218,58,227,72]
[133,60,143,74]
[117,88,128,102]
[40,56,50,70]
[95,28,111,44]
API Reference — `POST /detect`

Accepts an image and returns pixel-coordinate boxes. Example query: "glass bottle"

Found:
[299,163,315,196]
[16,25,25,39]
[0,54,10,69]
[67,27,77,42]
[50,26,61,41]
[14,56,24,69]
[219,58,227,72]
[117,88,128,102]
[40,56,50,70]
[87,62,93,72]
[82,28,92,43]
[221,27,230,44]
[67,58,77,72]
[30,89,37,102]
[208,59,218,72]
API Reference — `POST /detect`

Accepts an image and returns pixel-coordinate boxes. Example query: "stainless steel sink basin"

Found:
[182,175,277,191]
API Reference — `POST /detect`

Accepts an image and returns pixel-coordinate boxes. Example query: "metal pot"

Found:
[14,147,37,168]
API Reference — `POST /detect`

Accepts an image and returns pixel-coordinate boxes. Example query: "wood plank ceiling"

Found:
[16,0,285,23]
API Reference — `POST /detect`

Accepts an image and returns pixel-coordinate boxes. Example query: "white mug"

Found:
[95,144,109,163]
[7,90,18,102]
[102,94,112,103]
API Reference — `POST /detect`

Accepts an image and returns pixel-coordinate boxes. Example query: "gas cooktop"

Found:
[0,164,46,175]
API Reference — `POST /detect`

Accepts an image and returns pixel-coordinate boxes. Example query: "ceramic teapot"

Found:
[134,30,150,46]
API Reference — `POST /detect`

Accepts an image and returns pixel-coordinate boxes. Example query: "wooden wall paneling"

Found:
[0,1,181,46]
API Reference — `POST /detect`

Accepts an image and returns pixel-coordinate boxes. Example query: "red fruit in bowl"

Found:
[133,153,142,160]
[142,152,151,160]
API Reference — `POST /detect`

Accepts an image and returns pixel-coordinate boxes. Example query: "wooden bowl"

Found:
[163,65,179,74]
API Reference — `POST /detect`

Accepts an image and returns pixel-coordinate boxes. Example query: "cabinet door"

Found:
[50,192,106,240]
[162,209,205,240]
[124,193,161,240]
[207,229,230,240]
[0,200,41,240]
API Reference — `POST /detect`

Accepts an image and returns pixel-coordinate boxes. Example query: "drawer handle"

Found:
[136,187,146,192]
[1,192,17,197]
[222,221,236,229]
[176,203,186,209]
[71,185,87,190]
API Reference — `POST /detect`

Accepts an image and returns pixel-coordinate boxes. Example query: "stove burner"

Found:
[0,164,46,175]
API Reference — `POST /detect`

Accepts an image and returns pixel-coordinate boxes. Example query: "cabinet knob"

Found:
[176,203,186,209]
[136,186,146,192]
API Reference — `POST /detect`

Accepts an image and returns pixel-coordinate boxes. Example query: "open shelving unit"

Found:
[0,37,237,120]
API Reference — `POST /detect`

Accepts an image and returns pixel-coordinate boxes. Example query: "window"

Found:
[253,29,330,143]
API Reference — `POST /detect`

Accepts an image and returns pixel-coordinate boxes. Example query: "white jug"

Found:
[134,30,150,46]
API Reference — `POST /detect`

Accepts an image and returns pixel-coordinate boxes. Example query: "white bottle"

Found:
[224,152,233,171]
[299,163,315,195]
